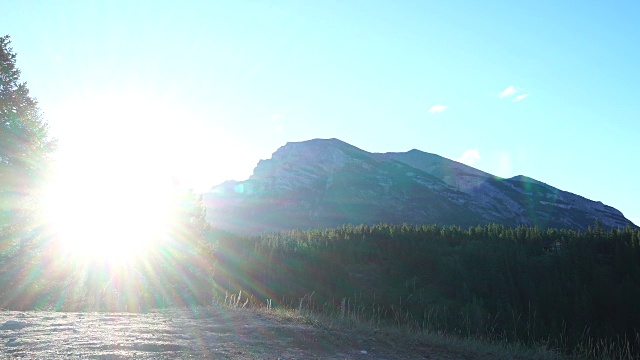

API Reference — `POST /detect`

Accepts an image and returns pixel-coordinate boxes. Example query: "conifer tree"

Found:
[0,35,56,246]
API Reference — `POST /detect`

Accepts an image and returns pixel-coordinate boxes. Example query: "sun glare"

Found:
[42,92,189,262]
[43,161,175,262]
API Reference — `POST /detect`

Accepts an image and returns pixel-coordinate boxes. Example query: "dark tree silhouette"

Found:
[0,35,56,250]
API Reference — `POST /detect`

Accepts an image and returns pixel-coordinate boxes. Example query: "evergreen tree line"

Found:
[213,222,640,353]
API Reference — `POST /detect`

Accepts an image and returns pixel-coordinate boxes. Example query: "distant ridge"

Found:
[203,138,636,234]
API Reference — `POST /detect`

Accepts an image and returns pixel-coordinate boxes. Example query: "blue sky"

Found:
[3,1,639,225]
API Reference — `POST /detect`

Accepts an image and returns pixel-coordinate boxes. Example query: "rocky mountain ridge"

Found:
[203,138,635,234]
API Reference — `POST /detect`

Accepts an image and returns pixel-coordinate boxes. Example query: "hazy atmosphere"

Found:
[2,1,638,224]
[4,2,640,358]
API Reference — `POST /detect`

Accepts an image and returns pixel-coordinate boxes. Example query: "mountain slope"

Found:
[203,138,635,234]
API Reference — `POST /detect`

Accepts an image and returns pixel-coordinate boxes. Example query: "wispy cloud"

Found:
[513,94,529,102]
[456,149,481,166]
[499,86,517,98]
[499,85,529,102]
[428,105,448,113]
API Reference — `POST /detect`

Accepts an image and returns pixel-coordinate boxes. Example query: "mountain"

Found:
[203,138,635,234]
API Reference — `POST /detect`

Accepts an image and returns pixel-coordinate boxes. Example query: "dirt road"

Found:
[0,306,458,359]
[0,306,552,360]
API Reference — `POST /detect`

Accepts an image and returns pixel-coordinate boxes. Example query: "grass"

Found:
[219,289,640,359]
[221,290,562,360]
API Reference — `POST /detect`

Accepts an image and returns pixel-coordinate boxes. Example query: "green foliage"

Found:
[0,34,55,246]
[214,222,640,356]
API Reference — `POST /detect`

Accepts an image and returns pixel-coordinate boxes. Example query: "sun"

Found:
[40,91,195,262]
[43,158,176,262]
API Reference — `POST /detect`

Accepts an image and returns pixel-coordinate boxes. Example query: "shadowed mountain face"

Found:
[203,138,635,234]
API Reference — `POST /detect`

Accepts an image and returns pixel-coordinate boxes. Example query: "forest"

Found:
[3,218,640,355]
[212,222,640,354]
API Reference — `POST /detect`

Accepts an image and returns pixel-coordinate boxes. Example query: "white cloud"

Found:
[456,149,481,166]
[428,105,448,113]
[499,86,517,98]
[499,86,530,102]
[513,94,529,102]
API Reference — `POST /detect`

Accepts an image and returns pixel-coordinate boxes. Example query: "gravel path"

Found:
[0,307,444,359]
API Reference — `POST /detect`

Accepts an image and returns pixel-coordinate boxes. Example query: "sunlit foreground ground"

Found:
[1,305,343,359]
[0,305,425,359]
[0,305,338,359]
[0,304,557,359]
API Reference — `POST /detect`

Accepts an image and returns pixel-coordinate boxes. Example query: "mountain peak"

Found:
[278,138,368,155]
[204,139,636,234]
